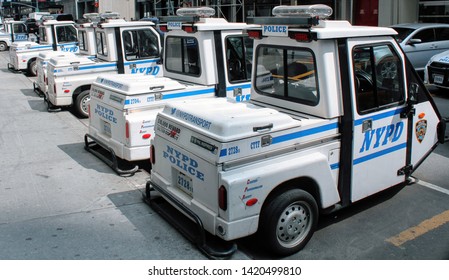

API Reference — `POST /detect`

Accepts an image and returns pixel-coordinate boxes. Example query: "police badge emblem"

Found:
[415,120,427,143]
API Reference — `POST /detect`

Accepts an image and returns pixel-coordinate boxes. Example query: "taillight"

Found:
[125,121,130,139]
[288,31,312,42]
[53,84,56,94]
[247,30,262,39]
[218,185,227,211]
[182,26,196,33]
[150,144,155,165]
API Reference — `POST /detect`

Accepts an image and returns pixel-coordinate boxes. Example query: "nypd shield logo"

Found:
[415,120,427,143]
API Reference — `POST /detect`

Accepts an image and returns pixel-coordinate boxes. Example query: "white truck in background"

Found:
[45,13,163,118]
[34,13,100,97]
[8,15,79,76]
[145,5,448,259]
[84,7,254,175]
[0,19,29,52]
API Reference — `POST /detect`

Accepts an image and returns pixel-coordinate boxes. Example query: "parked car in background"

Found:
[424,50,449,89]
[391,23,449,73]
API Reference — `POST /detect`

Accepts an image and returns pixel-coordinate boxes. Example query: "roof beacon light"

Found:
[176,7,215,18]
[83,13,101,22]
[272,5,333,19]
[100,12,121,20]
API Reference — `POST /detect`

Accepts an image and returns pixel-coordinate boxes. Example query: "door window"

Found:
[353,44,405,114]
[226,36,253,83]
[96,32,108,56]
[165,36,200,76]
[123,29,159,61]
[56,25,77,43]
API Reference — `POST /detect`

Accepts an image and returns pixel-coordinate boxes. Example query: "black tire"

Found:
[28,60,38,76]
[259,189,318,256]
[0,41,8,52]
[75,90,90,118]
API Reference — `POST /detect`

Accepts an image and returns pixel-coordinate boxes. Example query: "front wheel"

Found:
[75,90,90,118]
[258,189,318,256]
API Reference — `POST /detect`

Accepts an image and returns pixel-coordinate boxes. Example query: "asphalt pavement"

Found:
[0,51,448,262]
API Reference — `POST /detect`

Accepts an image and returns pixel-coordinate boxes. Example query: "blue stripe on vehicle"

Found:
[271,122,339,144]
[353,142,407,165]
[162,88,215,100]
[79,63,118,70]
[226,83,251,91]
[354,108,404,126]
[123,59,160,66]
[330,163,340,170]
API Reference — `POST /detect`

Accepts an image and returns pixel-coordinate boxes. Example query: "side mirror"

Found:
[408,38,422,45]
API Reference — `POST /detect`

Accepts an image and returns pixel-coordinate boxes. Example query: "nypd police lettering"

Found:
[94,104,117,124]
[163,145,205,181]
[167,22,182,30]
[359,121,404,153]
[60,46,79,52]
[131,66,161,75]
[262,25,288,36]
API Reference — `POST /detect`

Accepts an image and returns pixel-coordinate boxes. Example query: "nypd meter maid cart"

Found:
[0,19,29,52]
[8,15,79,76]
[84,7,254,175]
[45,13,163,118]
[145,5,448,258]
[33,13,101,97]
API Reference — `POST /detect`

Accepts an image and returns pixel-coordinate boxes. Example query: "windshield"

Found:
[391,27,414,43]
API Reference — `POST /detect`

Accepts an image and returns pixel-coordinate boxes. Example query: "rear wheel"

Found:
[0,42,8,52]
[259,189,318,256]
[75,90,90,118]
[28,60,38,76]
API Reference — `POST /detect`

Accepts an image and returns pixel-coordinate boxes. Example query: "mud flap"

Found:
[7,63,21,73]
[143,181,237,259]
[84,133,139,176]
[33,81,44,97]
[438,118,449,143]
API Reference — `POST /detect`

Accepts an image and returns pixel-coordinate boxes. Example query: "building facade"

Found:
[2,0,449,26]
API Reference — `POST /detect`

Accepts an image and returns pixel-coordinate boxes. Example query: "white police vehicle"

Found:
[45,12,163,118]
[33,13,100,97]
[84,7,254,175]
[8,15,79,76]
[0,19,29,52]
[146,5,448,258]
[424,50,449,90]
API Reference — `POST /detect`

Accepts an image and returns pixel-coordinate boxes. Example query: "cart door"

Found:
[121,28,162,76]
[405,62,441,169]
[222,34,253,101]
[349,39,408,202]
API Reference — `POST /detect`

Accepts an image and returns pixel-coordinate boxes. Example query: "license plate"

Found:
[433,74,444,84]
[103,121,111,137]
[177,172,193,196]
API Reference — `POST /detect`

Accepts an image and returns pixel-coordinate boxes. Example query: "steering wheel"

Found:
[355,69,374,93]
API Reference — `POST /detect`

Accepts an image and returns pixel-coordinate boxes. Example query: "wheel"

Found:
[28,60,38,76]
[0,41,8,52]
[377,58,397,80]
[258,189,318,256]
[75,90,90,118]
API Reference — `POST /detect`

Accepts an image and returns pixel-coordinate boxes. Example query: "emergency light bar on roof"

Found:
[247,4,332,27]
[83,13,101,22]
[160,7,215,23]
[99,12,121,21]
